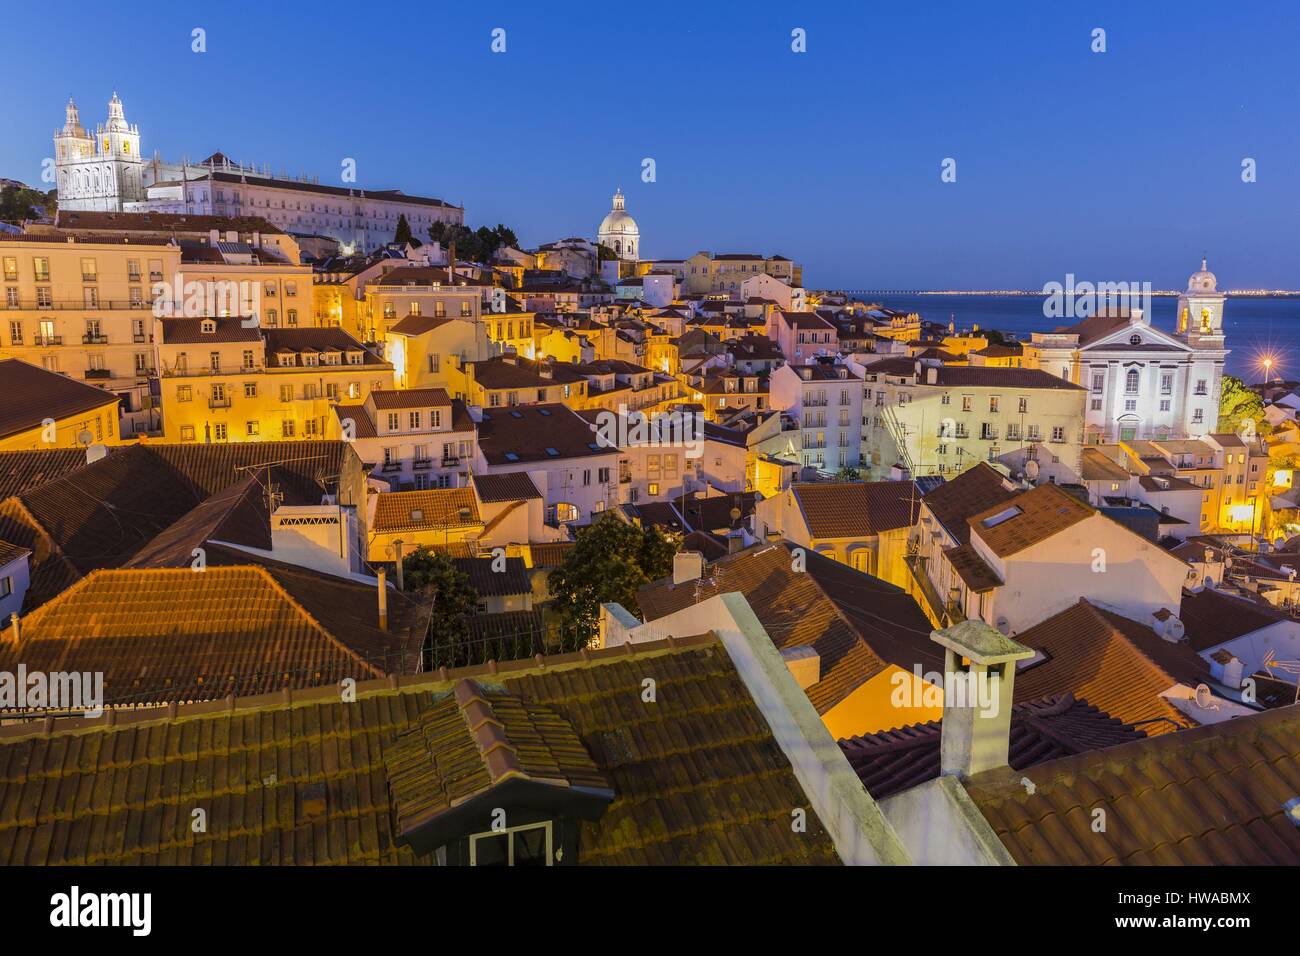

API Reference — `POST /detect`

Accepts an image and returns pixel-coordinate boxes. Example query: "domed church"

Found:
[597,188,639,261]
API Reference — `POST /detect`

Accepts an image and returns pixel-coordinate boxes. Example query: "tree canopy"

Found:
[1218,375,1268,438]
[0,184,55,222]
[401,547,478,665]
[429,221,518,264]
[548,515,679,642]
[393,213,417,247]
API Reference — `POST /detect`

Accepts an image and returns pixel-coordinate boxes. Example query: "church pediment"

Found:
[1081,322,1191,354]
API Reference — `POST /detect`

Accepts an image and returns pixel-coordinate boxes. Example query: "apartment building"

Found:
[768,361,864,473]
[157,318,393,443]
[857,358,1086,484]
[0,231,179,434]
[329,387,476,490]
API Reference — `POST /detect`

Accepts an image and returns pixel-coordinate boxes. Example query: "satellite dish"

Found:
[76,429,93,446]
[1164,617,1185,641]
[995,616,1011,635]
[1194,683,1214,709]
[1024,459,1040,479]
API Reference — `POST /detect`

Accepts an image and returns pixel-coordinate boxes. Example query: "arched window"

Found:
[1125,369,1139,394]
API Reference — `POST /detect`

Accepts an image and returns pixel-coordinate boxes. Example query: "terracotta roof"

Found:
[1080,447,1132,482]
[1012,600,1210,734]
[0,540,30,567]
[920,463,1018,545]
[54,210,286,235]
[158,317,262,344]
[966,704,1300,864]
[527,542,574,567]
[968,482,1094,558]
[932,367,1085,391]
[0,360,121,441]
[840,694,1146,800]
[1178,587,1288,651]
[0,449,93,499]
[638,542,940,714]
[264,328,384,366]
[465,608,544,647]
[477,404,617,465]
[0,638,839,865]
[1052,311,1133,347]
[387,315,459,336]
[0,441,351,610]
[453,556,530,596]
[373,488,480,534]
[468,356,586,389]
[780,311,835,330]
[471,472,541,504]
[368,387,452,410]
[790,481,920,538]
[0,563,422,708]
[943,542,1002,592]
[123,474,270,567]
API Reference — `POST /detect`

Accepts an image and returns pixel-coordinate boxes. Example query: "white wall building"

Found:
[1026,260,1228,443]
[769,361,863,473]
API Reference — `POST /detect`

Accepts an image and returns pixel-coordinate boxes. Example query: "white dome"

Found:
[597,189,639,261]
[1188,256,1217,293]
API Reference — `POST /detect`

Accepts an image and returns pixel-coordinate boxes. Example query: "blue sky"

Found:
[3,0,1297,289]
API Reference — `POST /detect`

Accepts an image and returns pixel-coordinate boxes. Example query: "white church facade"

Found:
[1026,259,1228,443]
[53,94,463,253]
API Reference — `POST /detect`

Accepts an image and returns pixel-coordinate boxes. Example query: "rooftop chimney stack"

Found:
[932,620,1034,779]
[377,568,389,631]
[673,551,704,585]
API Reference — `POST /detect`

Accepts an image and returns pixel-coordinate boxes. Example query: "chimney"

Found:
[673,551,704,585]
[932,620,1034,779]
[208,228,220,245]
[393,539,405,591]
[726,531,745,554]
[7,612,18,645]
[377,567,389,631]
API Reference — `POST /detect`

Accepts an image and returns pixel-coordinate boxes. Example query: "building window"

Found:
[1195,379,1208,396]
[409,411,422,429]
[180,425,195,441]
[1090,398,1102,411]
[1091,372,1104,392]
[280,385,294,403]
[468,821,552,867]
[246,421,259,436]
[213,423,228,441]
[177,386,192,402]
[1051,426,1065,442]
[1160,399,1170,411]
[1125,369,1139,394]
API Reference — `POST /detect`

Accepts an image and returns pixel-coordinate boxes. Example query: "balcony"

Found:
[133,334,147,344]
[440,454,460,467]
[84,369,113,380]
[32,335,62,346]
[208,397,232,409]
[380,461,402,473]
[4,299,154,311]
[413,458,433,471]
[82,334,109,345]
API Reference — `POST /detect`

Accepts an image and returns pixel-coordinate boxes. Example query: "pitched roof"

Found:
[966,704,1300,864]
[1080,447,1132,482]
[477,404,617,465]
[158,316,262,344]
[0,449,94,499]
[0,359,121,441]
[790,481,920,538]
[1178,586,1288,651]
[638,542,940,713]
[368,387,452,409]
[264,328,384,367]
[920,463,1018,545]
[453,556,531,596]
[387,314,460,336]
[0,636,840,865]
[0,563,422,708]
[468,355,586,389]
[1012,600,1210,734]
[968,482,1095,558]
[840,694,1146,800]
[471,471,541,504]
[0,441,352,609]
[54,210,286,235]
[372,488,480,534]
[931,367,1086,391]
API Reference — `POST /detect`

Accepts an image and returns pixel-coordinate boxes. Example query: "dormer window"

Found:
[303,353,318,367]
[200,319,216,335]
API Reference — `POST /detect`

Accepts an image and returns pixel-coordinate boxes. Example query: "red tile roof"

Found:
[840,694,1146,799]
[966,703,1300,864]
[0,360,121,441]
[790,480,921,538]
[968,482,1094,558]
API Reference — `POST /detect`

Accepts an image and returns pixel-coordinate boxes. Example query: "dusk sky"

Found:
[3,0,1297,289]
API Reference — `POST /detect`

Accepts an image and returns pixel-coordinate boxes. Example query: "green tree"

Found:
[549,515,679,643]
[834,466,862,481]
[0,184,52,221]
[430,220,516,264]
[401,547,478,665]
[393,213,415,246]
[1219,375,1268,437]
